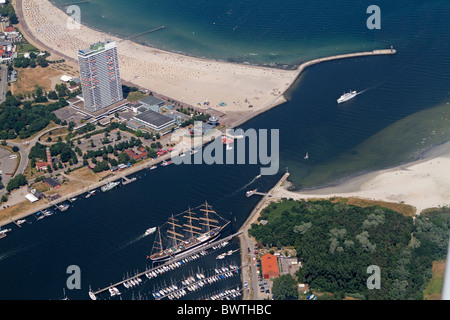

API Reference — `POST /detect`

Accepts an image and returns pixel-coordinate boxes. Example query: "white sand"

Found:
[19,0,298,113]
[272,143,450,214]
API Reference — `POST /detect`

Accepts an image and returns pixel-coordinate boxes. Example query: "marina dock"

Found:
[121,176,137,185]
[89,231,242,299]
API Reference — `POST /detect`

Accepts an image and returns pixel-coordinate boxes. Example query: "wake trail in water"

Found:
[0,243,39,262]
[116,234,148,252]
[358,78,390,95]
[220,174,262,200]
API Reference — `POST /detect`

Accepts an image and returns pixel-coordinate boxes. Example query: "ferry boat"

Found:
[101,181,120,192]
[145,227,157,236]
[246,189,257,197]
[337,90,358,103]
[149,202,230,262]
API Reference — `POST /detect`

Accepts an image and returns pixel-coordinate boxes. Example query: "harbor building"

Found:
[261,253,279,279]
[78,40,123,113]
[131,109,175,132]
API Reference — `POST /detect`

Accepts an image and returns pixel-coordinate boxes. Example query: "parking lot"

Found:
[0,147,17,191]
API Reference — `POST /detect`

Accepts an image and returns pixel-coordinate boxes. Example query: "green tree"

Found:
[272,275,298,300]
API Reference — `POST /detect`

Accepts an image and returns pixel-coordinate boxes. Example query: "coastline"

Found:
[271,139,450,215]
[0,0,399,227]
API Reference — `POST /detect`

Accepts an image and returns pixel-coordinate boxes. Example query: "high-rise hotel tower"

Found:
[78,40,123,113]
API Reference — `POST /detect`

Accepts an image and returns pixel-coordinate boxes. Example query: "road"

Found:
[0,65,8,103]
[238,172,290,300]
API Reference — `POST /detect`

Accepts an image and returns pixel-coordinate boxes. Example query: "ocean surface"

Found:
[0,0,450,299]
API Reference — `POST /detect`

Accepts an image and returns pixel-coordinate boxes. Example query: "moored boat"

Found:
[149,202,230,262]
[101,181,120,192]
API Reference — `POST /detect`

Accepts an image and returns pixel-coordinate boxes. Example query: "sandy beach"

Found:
[15,0,298,114]
[272,141,450,215]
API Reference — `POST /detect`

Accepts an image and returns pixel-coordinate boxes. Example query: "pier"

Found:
[120,26,166,42]
[88,231,242,299]
[55,1,90,6]
[121,176,137,185]
[288,47,397,92]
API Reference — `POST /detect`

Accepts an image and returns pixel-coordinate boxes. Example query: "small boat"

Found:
[16,219,26,225]
[0,228,11,236]
[145,227,157,236]
[42,210,53,216]
[179,153,186,158]
[89,190,96,195]
[190,149,199,155]
[304,152,309,160]
[57,203,69,211]
[88,291,97,300]
[161,160,173,167]
[35,212,45,220]
[149,165,157,170]
[70,197,77,202]
[246,189,257,197]
[216,253,225,260]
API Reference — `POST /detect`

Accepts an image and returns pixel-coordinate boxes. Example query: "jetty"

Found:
[120,26,166,42]
[55,1,90,6]
[121,176,137,185]
[88,231,242,299]
[226,47,397,131]
[288,47,397,92]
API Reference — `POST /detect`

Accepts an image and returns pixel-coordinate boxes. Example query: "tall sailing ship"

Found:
[149,202,230,262]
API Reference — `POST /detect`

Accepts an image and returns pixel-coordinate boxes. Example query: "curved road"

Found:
[7,126,64,177]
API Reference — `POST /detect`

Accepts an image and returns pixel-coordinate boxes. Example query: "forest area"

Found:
[249,199,450,300]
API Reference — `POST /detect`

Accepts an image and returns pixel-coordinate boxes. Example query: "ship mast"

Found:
[183,207,202,240]
[167,214,184,248]
[199,202,220,232]
[152,226,164,255]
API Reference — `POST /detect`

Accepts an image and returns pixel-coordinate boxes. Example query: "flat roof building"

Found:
[132,109,175,131]
[78,40,123,113]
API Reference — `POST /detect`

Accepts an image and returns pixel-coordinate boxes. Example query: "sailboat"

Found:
[149,202,230,262]
[304,152,309,160]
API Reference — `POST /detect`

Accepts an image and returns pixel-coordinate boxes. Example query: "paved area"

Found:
[0,65,7,103]
[0,147,17,195]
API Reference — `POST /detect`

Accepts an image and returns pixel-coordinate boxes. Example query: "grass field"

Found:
[423,260,446,300]
[11,66,63,96]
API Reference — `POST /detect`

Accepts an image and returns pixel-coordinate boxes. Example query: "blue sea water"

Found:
[0,0,450,300]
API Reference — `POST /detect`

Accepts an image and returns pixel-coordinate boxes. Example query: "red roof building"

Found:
[261,254,279,279]
[35,161,48,171]
[124,149,147,161]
